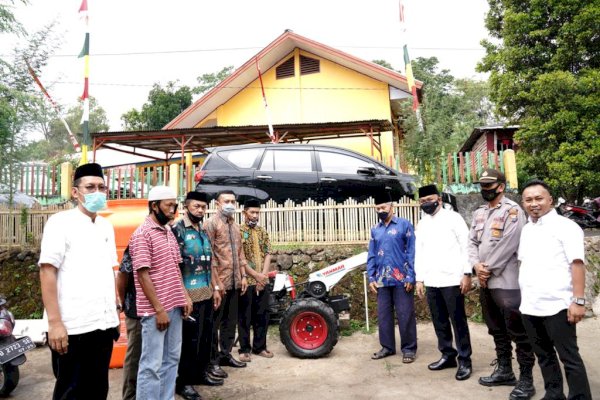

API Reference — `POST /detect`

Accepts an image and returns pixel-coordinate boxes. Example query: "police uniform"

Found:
[467,169,535,398]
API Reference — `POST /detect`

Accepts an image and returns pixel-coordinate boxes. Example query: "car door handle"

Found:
[256,175,272,180]
[320,177,337,182]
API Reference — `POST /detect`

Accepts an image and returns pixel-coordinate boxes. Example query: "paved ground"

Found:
[8,318,600,400]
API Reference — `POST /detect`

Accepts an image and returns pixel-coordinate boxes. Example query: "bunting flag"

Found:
[78,0,90,164]
[255,57,276,143]
[403,44,419,111]
[25,60,81,152]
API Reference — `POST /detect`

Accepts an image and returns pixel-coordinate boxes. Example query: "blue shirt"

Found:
[367,216,416,286]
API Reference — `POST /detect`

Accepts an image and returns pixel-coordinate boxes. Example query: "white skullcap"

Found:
[148,186,177,201]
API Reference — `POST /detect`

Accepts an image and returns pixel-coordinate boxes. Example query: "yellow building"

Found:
[166,30,421,170]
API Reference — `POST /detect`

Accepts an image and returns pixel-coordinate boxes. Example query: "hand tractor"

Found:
[268,252,368,358]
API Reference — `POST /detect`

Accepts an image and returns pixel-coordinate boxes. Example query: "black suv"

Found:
[195,143,415,203]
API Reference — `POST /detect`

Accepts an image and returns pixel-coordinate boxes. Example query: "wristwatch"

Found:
[464,273,472,277]
[214,285,220,291]
[571,297,586,306]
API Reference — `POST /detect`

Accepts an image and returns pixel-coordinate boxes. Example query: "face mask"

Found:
[377,211,389,221]
[187,211,203,224]
[247,219,258,228]
[221,203,236,217]
[481,188,501,202]
[153,202,176,226]
[420,201,439,215]
[82,192,106,213]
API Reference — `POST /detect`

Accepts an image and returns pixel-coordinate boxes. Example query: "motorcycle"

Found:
[0,297,35,397]
[556,197,600,229]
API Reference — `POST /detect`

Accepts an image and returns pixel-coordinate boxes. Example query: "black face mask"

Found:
[481,188,501,202]
[420,201,439,215]
[154,209,171,225]
[187,211,203,224]
[377,211,389,221]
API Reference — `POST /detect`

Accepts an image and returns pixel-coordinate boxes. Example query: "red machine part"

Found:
[289,311,328,350]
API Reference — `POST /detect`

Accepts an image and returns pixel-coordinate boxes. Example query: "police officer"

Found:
[468,169,536,400]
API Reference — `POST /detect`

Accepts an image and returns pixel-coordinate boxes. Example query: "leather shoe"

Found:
[219,355,247,368]
[456,364,472,381]
[428,357,457,371]
[207,364,228,378]
[371,348,395,360]
[176,385,201,400]
[199,373,224,386]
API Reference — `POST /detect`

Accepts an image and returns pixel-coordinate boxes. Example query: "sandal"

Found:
[239,353,251,362]
[402,353,416,364]
[255,349,274,358]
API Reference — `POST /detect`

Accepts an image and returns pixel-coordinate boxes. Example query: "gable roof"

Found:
[459,124,520,152]
[165,30,422,130]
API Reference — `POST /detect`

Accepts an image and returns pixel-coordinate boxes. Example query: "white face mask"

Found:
[221,203,236,217]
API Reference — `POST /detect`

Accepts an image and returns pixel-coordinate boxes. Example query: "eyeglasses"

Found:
[77,184,107,193]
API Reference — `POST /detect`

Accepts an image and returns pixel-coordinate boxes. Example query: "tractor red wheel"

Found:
[279,298,338,358]
[290,311,328,349]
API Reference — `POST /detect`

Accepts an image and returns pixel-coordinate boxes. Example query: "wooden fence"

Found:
[0,197,420,247]
[439,150,505,185]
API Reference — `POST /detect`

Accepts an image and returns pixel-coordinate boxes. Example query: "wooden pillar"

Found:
[169,163,179,198]
[60,162,73,200]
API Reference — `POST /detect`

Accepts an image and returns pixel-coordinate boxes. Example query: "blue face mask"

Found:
[82,192,107,213]
[221,203,236,217]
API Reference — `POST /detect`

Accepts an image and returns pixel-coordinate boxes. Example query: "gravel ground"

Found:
[7,317,600,400]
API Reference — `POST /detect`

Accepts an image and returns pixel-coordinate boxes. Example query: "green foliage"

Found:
[397,57,495,182]
[478,0,600,201]
[19,96,109,162]
[121,81,192,130]
[192,66,234,95]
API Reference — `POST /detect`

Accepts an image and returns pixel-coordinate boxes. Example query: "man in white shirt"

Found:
[518,179,592,400]
[39,163,120,400]
[415,184,473,381]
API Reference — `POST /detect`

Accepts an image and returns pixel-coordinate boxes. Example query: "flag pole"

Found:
[79,0,90,165]
[255,57,276,143]
[25,60,81,153]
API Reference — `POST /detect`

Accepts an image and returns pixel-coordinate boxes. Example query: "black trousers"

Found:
[426,285,472,364]
[480,287,535,367]
[50,328,116,400]
[211,288,239,362]
[238,284,271,354]
[522,310,592,400]
[177,299,213,387]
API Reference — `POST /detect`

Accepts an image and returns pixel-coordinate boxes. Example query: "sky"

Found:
[3,0,491,137]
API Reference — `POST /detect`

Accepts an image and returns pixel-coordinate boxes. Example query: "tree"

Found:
[377,58,495,182]
[121,81,192,130]
[478,0,600,201]
[192,65,233,95]
[20,97,110,162]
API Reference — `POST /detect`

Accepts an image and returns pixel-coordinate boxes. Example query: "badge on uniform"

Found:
[491,229,503,238]
[508,208,518,222]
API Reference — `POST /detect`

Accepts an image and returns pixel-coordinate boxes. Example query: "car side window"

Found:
[259,150,313,172]
[220,148,262,168]
[318,151,375,174]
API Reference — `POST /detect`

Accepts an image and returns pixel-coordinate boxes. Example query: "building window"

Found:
[300,55,320,75]
[276,57,295,79]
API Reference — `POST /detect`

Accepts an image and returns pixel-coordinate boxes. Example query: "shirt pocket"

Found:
[475,222,485,242]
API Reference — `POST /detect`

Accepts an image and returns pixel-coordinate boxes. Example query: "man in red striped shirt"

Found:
[129,186,192,400]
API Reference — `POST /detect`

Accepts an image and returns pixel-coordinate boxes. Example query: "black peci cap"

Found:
[185,191,208,203]
[374,191,392,205]
[244,198,261,209]
[418,184,439,198]
[74,163,104,181]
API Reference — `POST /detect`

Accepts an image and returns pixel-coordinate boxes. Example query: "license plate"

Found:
[0,336,36,364]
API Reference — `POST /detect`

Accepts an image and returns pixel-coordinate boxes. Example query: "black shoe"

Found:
[207,364,228,378]
[176,385,201,400]
[455,364,472,381]
[428,357,457,371]
[219,355,247,368]
[371,348,395,360]
[199,373,224,386]
[478,358,517,387]
[509,367,536,400]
